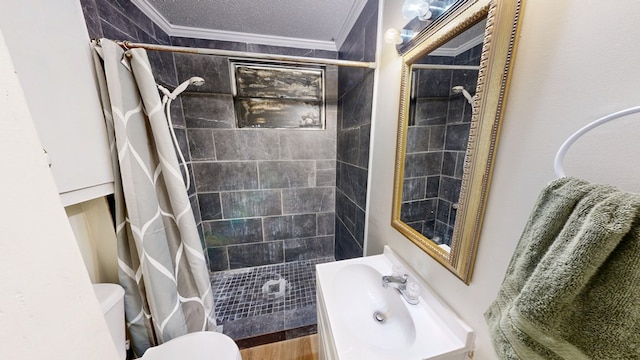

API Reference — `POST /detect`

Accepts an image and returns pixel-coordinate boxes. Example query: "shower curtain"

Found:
[91,39,216,356]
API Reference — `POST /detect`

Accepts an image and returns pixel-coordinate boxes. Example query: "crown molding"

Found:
[131,0,338,51]
[334,0,369,50]
[130,0,172,34]
[169,25,337,51]
[430,33,484,57]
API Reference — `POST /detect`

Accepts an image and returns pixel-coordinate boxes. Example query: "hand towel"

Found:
[485,177,640,359]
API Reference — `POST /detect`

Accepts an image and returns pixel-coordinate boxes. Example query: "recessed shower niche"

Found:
[231,62,326,129]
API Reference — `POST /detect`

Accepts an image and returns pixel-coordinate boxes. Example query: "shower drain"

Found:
[373,311,386,324]
[262,275,287,300]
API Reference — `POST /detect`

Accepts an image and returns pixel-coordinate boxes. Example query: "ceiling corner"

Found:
[334,0,370,51]
[130,0,339,51]
[130,0,173,35]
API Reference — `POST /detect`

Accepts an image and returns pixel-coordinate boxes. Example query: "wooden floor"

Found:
[240,334,318,360]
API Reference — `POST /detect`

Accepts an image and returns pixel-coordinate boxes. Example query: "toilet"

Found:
[92,283,241,360]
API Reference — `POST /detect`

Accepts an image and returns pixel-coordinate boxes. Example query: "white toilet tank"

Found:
[93,283,126,360]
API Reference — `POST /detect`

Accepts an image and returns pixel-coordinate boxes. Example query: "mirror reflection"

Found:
[396,0,472,53]
[392,0,524,284]
[401,20,486,249]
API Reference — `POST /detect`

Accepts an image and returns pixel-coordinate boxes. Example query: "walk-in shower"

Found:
[79,0,378,351]
[155,69,337,346]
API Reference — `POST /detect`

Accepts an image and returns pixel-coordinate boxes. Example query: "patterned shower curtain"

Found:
[91,39,216,356]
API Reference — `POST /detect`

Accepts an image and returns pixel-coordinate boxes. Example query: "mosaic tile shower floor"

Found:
[211,257,334,342]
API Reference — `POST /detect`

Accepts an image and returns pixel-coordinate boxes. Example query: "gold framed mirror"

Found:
[391,0,524,284]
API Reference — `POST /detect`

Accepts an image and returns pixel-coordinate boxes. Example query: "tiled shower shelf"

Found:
[211,257,334,345]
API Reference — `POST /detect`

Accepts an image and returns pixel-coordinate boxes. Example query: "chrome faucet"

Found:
[382,274,420,305]
[382,273,408,287]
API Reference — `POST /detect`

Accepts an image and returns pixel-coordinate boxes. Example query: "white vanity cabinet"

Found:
[0,0,114,206]
[316,247,475,360]
[317,280,339,360]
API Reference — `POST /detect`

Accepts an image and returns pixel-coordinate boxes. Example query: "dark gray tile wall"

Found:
[177,51,339,272]
[175,41,339,272]
[401,43,482,245]
[171,28,344,269]
[335,0,378,260]
[81,0,376,270]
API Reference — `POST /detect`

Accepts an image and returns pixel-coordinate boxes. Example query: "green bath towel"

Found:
[485,177,640,359]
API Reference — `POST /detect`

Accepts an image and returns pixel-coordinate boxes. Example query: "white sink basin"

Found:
[333,264,416,350]
[316,246,474,360]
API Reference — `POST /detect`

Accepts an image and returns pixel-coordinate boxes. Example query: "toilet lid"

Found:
[140,331,241,360]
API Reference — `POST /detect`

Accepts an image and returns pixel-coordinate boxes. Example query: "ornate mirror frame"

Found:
[391,0,524,284]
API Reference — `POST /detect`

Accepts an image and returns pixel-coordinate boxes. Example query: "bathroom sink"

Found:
[316,247,475,360]
[332,264,415,350]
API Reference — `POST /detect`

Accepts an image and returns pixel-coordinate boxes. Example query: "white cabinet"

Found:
[0,0,113,206]
[316,278,339,360]
[315,248,475,360]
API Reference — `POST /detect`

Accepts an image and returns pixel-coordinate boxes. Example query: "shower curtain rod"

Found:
[113,40,376,69]
[412,64,480,70]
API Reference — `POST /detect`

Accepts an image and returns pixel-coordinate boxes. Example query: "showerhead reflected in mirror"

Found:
[452,86,474,106]
[392,0,524,284]
[401,19,484,250]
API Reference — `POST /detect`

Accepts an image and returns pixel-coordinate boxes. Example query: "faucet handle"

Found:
[405,280,420,303]
[381,273,408,285]
[392,264,403,277]
[392,265,410,282]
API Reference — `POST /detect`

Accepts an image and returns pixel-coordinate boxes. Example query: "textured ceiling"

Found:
[138,0,364,50]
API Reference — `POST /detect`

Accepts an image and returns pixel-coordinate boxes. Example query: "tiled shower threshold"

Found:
[211,257,334,348]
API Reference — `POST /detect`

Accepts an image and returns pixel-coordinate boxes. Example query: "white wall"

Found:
[0,0,119,302]
[368,1,640,358]
[0,0,113,205]
[0,29,119,360]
